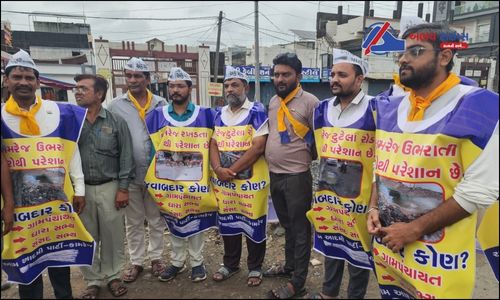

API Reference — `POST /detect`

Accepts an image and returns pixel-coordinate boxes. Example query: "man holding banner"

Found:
[307,49,374,299]
[1,50,94,298]
[264,53,319,299]
[145,67,217,283]
[367,23,498,298]
[210,66,269,287]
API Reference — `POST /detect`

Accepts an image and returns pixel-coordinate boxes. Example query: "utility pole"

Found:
[254,1,260,102]
[213,11,223,106]
[315,1,321,68]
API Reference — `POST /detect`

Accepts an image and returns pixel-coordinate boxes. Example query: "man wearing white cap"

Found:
[108,57,167,283]
[210,66,269,287]
[307,49,373,299]
[144,67,217,283]
[1,50,90,298]
[367,23,498,299]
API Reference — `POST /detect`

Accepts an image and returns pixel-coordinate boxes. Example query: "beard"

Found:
[275,81,298,99]
[331,81,356,99]
[399,57,438,90]
[226,93,245,108]
[170,93,189,105]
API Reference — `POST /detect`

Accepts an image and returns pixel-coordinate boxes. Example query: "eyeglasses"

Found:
[393,46,441,63]
[72,86,90,94]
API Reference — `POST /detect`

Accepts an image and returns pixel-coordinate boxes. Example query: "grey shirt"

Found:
[79,107,134,189]
[108,92,167,185]
[265,88,319,174]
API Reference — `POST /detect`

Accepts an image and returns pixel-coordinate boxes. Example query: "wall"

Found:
[198,45,211,107]
[30,47,93,61]
[334,17,365,43]
[247,44,317,68]
[34,21,90,34]
[451,16,493,43]
[94,40,114,107]
[108,41,199,54]
[364,54,399,80]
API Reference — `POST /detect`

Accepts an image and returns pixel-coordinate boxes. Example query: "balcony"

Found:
[454,2,499,18]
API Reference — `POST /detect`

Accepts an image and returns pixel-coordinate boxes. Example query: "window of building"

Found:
[41,87,68,102]
[42,87,56,100]
[476,23,490,43]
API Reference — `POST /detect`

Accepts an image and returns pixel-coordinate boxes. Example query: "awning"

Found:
[39,75,75,90]
[2,52,76,90]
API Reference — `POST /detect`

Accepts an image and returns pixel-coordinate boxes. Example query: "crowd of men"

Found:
[1,22,498,299]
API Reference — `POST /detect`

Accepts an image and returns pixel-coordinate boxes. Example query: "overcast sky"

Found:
[2,1,434,48]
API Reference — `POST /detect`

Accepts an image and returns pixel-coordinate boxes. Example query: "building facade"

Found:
[434,1,499,91]
[94,38,211,107]
[1,21,95,104]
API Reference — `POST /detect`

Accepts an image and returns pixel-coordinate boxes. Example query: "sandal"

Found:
[247,269,263,287]
[212,265,240,282]
[268,283,306,299]
[151,259,166,277]
[121,265,144,283]
[80,285,100,299]
[107,279,127,297]
[263,264,293,278]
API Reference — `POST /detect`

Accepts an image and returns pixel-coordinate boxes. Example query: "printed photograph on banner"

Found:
[155,151,203,181]
[318,157,362,198]
[11,168,67,207]
[220,151,252,180]
[377,177,444,242]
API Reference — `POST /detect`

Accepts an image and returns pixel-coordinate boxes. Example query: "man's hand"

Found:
[380,222,422,253]
[2,204,14,236]
[115,189,129,210]
[367,208,382,237]
[73,196,86,214]
[216,167,236,182]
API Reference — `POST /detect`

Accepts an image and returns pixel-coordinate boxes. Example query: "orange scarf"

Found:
[128,90,153,120]
[407,73,461,121]
[4,95,42,135]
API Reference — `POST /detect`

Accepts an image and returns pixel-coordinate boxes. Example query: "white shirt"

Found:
[396,84,499,213]
[220,98,269,137]
[326,90,372,127]
[1,98,85,196]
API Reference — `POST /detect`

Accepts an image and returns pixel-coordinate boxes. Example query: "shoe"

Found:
[158,265,185,282]
[191,264,207,282]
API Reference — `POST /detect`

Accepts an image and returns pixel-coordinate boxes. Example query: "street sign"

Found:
[208,82,223,97]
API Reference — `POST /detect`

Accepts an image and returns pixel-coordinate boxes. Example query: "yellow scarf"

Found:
[277,84,311,144]
[407,73,460,121]
[393,74,411,92]
[5,95,42,135]
[128,89,153,120]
